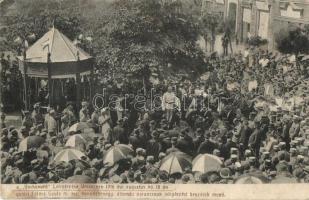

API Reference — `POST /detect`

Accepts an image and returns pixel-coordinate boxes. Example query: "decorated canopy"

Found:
[18,27,93,78]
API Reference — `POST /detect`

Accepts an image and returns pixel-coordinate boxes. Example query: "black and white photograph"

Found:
[1,0,309,188]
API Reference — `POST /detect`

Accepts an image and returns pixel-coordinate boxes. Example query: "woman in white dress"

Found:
[98,107,112,141]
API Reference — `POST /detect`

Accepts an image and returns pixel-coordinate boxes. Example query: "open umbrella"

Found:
[54,148,86,163]
[62,175,95,183]
[192,154,223,173]
[234,173,269,184]
[65,134,87,150]
[271,175,298,184]
[301,55,309,61]
[18,136,45,152]
[160,152,192,175]
[103,144,134,165]
[68,122,89,133]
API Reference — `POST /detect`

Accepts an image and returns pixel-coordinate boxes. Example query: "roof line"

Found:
[56,28,78,61]
[50,27,55,55]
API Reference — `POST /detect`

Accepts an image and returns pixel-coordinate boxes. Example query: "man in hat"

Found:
[248,120,262,158]
[20,126,29,139]
[176,130,194,156]
[79,101,90,122]
[146,131,162,160]
[248,156,259,172]
[239,119,252,149]
[193,128,204,152]
[145,155,158,177]
[289,116,301,141]
[90,108,100,133]
[32,103,44,126]
[131,148,146,170]
[154,152,166,168]
[63,102,77,124]
[49,136,62,157]
[60,110,70,132]
[108,118,125,144]
[197,133,218,155]
[275,150,290,172]
[289,148,298,168]
[281,117,291,145]
[224,154,238,169]
[1,128,10,151]
[219,168,233,184]
[166,137,180,155]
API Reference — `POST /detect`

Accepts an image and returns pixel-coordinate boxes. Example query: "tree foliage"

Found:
[92,0,205,81]
[1,0,206,84]
[275,26,309,55]
[1,0,95,52]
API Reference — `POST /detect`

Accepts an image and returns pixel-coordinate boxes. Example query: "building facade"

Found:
[225,0,309,50]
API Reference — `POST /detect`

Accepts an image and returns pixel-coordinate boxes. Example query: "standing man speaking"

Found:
[162,86,178,124]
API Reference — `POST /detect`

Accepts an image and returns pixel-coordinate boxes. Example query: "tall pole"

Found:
[0,55,3,111]
[47,52,53,106]
[76,51,81,113]
[23,49,29,110]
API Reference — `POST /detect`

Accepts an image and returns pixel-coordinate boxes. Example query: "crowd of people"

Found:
[2,47,309,184]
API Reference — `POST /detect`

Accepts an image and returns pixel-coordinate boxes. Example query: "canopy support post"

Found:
[23,50,29,110]
[47,52,53,106]
[76,73,81,114]
[0,55,3,111]
[90,59,94,101]
[76,52,81,114]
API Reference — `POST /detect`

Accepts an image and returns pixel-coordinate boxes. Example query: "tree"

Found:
[92,0,205,93]
[275,26,309,55]
[0,0,93,54]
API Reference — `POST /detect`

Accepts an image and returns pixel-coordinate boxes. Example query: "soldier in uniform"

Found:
[162,86,177,123]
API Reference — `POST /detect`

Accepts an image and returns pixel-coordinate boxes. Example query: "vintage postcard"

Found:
[1,0,309,199]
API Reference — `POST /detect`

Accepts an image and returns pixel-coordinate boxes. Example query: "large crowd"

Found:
[1,48,309,184]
